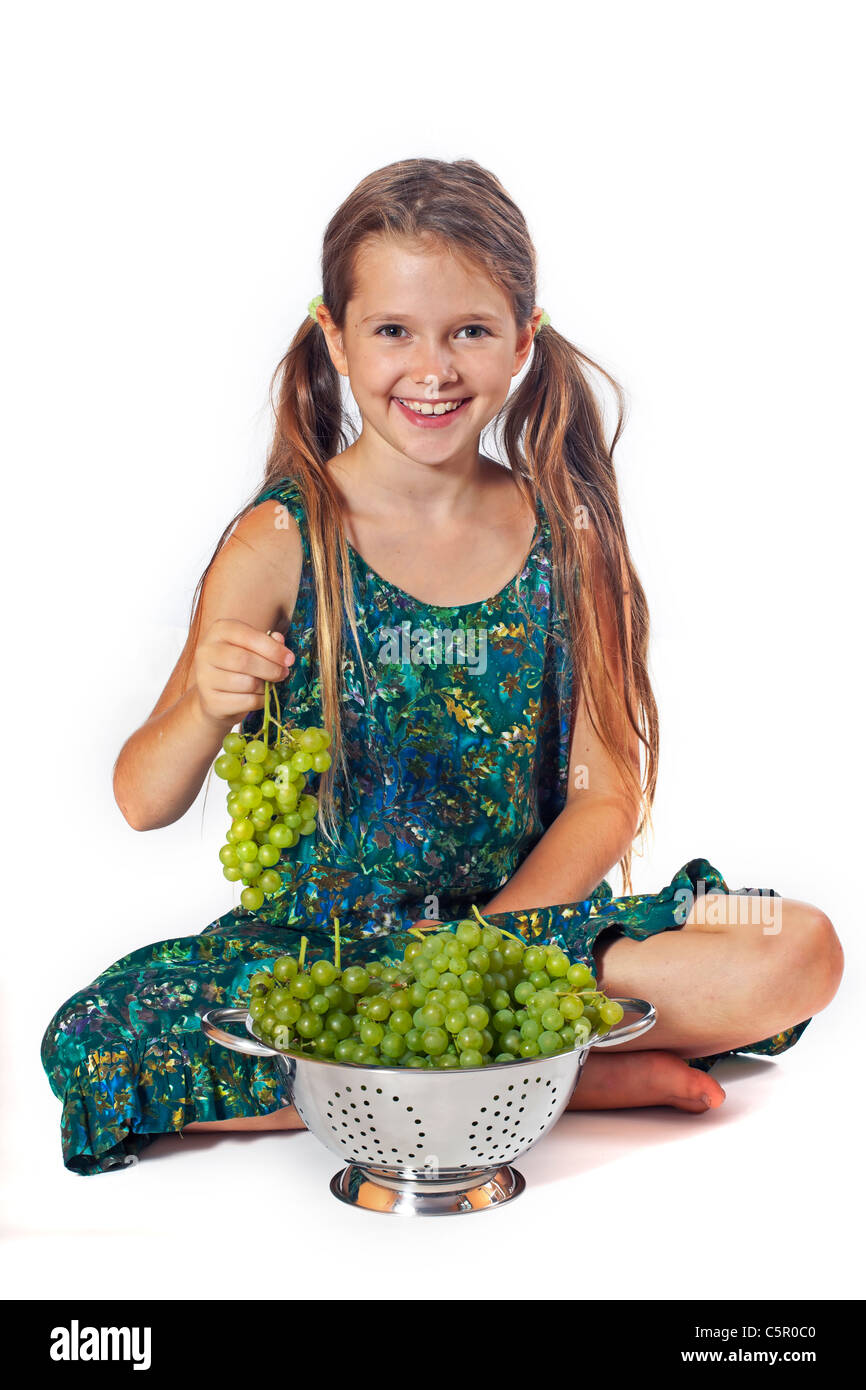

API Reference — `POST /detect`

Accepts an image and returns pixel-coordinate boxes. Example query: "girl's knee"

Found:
[794,904,844,1012]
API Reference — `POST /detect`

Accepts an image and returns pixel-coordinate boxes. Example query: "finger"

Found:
[212,620,295,671]
[207,671,265,695]
[208,643,293,683]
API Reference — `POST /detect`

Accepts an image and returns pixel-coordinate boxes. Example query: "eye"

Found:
[374,324,490,340]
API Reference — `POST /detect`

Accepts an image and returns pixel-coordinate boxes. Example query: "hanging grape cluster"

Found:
[213,680,331,912]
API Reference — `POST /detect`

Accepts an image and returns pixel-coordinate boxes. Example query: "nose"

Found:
[407,341,459,394]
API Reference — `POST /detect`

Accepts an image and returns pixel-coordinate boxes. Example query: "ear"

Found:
[316,307,349,378]
[512,310,542,376]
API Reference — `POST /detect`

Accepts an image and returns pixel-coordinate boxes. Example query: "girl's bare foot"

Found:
[567,1049,726,1113]
[183,1106,305,1133]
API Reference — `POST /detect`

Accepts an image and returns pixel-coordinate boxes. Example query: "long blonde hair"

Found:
[181,157,658,892]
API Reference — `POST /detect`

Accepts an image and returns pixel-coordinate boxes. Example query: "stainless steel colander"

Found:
[201,997,655,1214]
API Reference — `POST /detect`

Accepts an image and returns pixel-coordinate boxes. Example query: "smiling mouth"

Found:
[392,396,471,419]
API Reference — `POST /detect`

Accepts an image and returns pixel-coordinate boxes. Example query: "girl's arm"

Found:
[482,530,642,914]
[113,502,303,832]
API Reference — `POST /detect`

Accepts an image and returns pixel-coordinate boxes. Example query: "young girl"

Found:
[41,157,843,1175]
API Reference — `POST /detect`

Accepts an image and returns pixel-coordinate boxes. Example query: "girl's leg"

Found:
[568,893,843,1112]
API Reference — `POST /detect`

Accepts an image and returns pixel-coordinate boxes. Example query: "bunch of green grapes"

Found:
[246,907,625,1068]
[213,680,332,913]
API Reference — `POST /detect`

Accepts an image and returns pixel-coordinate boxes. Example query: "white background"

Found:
[1,0,863,1300]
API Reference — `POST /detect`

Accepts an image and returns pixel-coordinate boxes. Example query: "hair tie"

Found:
[534,308,551,337]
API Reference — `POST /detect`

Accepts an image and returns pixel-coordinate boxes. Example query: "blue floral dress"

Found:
[40,476,811,1174]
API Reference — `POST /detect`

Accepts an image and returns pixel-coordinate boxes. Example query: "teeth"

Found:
[396,398,465,416]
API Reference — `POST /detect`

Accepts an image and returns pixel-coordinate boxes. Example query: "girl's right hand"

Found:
[192,619,295,727]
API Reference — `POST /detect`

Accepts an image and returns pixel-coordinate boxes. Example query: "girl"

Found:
[41,157,843,1175]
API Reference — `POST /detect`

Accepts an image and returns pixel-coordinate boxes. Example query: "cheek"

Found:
[347,346,396,396]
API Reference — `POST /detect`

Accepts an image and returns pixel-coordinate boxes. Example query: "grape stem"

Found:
[261,680,294,750]
[298,935,308,970]
[333,918,341,972]
[470,902,525,944]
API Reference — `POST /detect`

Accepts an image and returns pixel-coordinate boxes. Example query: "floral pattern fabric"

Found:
[40,477,811,1174]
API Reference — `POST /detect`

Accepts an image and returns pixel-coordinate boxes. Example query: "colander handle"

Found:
[589,996,656,1048]
[200,1007,277,1057]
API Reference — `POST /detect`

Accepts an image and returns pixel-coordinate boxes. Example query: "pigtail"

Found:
[500,327,659,894]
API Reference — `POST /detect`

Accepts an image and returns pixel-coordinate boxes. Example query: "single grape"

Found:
[456,1027,483,1053]
[326,1012,352,1039]
[341,967,369,995]
[455,920,482,949]
[310,959,337,987]
[289,976,315,1000]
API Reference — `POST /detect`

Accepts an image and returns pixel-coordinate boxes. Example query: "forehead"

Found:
[349,235,507,312]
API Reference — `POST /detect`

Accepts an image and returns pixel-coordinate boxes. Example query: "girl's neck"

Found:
[326,442,503,529]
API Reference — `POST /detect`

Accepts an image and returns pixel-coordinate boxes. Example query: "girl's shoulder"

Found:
[250,475,311,561]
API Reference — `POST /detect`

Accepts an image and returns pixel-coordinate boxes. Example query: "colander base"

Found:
[329,1162,525,1215]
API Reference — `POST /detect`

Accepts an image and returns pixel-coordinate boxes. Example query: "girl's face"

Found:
[319,236,540,468]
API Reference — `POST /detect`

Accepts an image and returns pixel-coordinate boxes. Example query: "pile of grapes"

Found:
[246,908,625,1069]
[213,680,331,913]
